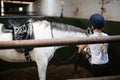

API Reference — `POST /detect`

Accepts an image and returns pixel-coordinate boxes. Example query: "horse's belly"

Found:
[0,49,26,62]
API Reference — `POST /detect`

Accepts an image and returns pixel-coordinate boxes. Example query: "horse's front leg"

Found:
[35,57,48,80]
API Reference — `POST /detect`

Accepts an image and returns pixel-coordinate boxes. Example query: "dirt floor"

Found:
[0,65,92,80]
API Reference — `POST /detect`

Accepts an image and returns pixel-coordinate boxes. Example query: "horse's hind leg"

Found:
[35,58,48,80]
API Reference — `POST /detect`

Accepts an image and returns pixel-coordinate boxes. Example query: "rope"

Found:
[54,52,78,64]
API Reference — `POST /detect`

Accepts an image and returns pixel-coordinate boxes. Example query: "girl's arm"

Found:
[78,45,87,53]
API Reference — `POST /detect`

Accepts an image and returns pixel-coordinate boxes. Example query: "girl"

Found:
[78,13,109,77]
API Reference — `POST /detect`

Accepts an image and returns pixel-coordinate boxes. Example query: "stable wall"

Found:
[33,0,120,22]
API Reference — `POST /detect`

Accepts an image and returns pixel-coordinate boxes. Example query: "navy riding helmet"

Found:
[88,14,105,29]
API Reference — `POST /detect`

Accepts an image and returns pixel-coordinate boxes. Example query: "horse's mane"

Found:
[32,18,87,34]
[50,22,87,34]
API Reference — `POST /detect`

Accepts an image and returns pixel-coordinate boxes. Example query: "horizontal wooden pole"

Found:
[0,35,120,49]
[67,75,120,80]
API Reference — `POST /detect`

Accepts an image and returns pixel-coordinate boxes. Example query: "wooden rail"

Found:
[67,75,120,80]
[0,35,120,49]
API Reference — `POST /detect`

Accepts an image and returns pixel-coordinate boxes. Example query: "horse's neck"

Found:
[32,21,87,50]
[51,29,87,49]
[52,29,87,39]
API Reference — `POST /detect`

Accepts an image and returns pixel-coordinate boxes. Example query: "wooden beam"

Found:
[67,75,120,80]
[0,35,120,49]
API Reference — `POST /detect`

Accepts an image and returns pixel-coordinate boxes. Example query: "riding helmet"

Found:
[87,13,105,29]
